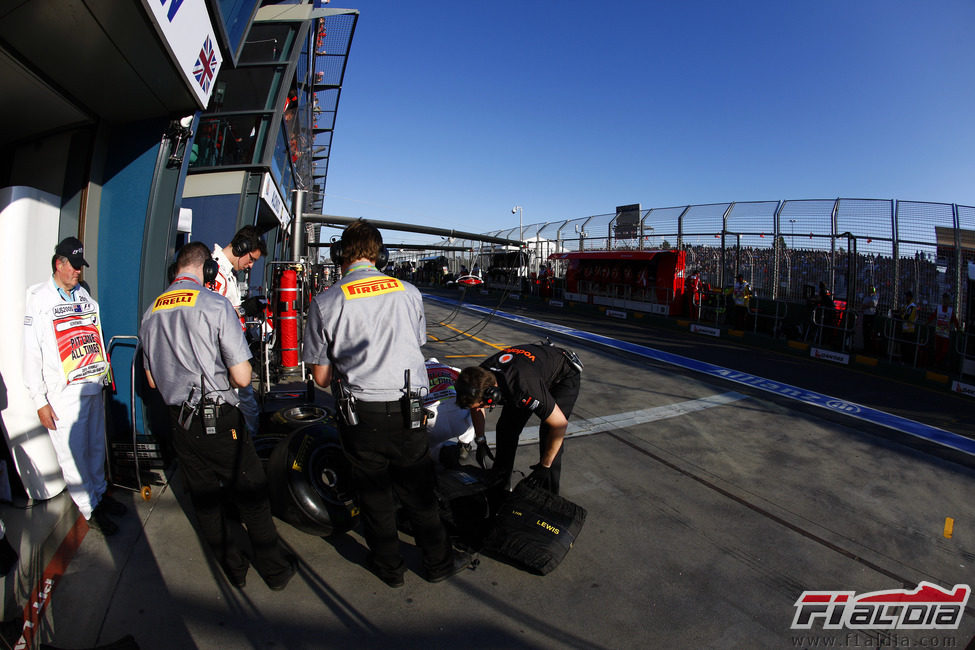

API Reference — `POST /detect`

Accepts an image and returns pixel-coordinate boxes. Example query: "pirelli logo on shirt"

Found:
[342,277,405,299]
[152,289,200,311]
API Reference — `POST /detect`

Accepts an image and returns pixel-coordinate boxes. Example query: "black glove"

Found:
[475,439,495,469]
[524,463,554,492]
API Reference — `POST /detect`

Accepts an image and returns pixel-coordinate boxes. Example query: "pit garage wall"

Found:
[96,119,186,443]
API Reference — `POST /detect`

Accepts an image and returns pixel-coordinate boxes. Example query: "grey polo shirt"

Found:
[139,273,251,407]
[302,264,428,402]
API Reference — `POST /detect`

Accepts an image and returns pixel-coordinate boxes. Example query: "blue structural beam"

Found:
[424,295,975,457]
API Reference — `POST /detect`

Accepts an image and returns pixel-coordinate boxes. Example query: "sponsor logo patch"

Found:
[342,277,405,299]
[498,347,536,363]
[152,290,200,311]
[519,395,540,411]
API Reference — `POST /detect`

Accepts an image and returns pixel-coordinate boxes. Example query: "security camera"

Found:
[511,207,517,214]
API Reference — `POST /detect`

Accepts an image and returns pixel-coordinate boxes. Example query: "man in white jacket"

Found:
[211,226,267,437]
[23,237,126,535]
[211,226,266,309]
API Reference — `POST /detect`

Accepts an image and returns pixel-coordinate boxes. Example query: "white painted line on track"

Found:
[486,391,748,446]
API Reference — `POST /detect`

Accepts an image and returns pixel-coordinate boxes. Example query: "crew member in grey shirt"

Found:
[140,242,294,591]
[303,220,470,588]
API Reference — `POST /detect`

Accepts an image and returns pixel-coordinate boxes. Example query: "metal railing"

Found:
[883,317,931,368]
[385,196,975,380]
[744,298,789,338]
[807,306,857,353]
[394,197,973,330]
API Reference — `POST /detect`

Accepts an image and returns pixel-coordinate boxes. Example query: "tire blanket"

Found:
[481,479,586,575]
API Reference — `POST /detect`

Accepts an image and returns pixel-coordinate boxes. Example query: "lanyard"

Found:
[345,262,377,274]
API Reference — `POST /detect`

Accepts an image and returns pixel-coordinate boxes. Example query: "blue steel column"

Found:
[97,120,180,445]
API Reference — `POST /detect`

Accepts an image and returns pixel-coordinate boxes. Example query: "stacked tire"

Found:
[265,417,359,537]
[267,404,332,433]
[255,404,332,470]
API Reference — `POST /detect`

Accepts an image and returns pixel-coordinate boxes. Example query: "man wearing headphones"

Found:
[212,225,267,308]
[140,242,295,591]
[455,342,582,495]
[302,220,470,588]
[211,225,267,437]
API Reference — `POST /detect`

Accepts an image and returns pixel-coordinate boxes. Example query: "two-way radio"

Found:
[401,369,424,430]
[177,375,222,435]
[335,376,359,426]
[178,386,198,430]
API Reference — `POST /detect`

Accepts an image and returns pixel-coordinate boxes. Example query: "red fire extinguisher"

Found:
[278,269,299,367]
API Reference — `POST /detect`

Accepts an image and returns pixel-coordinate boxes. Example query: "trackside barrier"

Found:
[473,277,974,384]
[883,316,930,368]
[955,330,975,379]
[424,294,975,457]
[697,289,727,327]
[807,305,857,353]
[746,298,788,337]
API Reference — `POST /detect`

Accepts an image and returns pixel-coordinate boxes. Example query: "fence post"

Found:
[829,198,839,296]
[892,199,900,311]
[677,205,689,250]
[719,203,735,290]
[952,204,962,319]
[772,201,784,301]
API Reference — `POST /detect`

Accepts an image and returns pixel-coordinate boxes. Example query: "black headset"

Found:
[329,239,389,270]
[230,228,257,258]
[168,258,218,286]
[231,238,251,258]
[457,380,503,407]
[203,258,219,285]
[481,385,503,407]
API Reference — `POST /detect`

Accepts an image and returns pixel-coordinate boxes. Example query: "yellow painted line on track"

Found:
[436,322,508,350]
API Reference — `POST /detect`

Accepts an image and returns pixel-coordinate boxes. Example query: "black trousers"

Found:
[169,405,290,582]
[493,370,580,495]
[339,403,452,579]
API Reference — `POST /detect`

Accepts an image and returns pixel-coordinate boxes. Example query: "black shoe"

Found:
[426,550,472,583]
[366,558,405,588]
[89,509,119,536]
[99,493,128,517]
[265,556,297,591]
[222,564,248,589]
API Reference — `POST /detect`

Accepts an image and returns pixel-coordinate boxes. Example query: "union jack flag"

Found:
[193,36,218,95]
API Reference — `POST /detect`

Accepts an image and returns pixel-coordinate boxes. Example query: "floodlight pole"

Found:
[513,205,524,277]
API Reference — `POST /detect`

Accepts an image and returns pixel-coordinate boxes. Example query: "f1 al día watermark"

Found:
[792,582,970,631]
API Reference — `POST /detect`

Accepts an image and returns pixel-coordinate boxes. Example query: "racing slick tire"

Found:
[266,422,358,537]
[253,433,287,470]
[266,404,333,435]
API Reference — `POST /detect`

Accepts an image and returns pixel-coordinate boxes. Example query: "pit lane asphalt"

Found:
[35,292,975,649]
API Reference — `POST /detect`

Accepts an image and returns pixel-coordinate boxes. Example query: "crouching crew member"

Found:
[302,220,470,588]
[455,342,583,495]
[139,242,295,591]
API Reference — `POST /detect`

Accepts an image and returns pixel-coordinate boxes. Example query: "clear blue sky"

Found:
[322,0,975,241]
